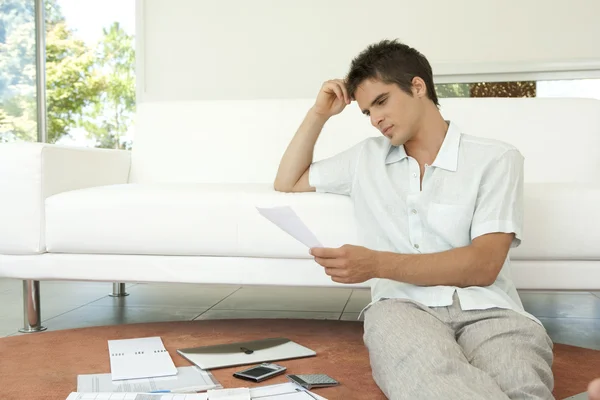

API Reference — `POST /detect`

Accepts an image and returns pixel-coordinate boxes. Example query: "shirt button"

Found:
[414,244,420,249]
[412,173,418,178]
[411,209,417,214]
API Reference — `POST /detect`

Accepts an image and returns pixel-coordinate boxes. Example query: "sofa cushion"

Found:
[513,183,600,260]
[45,183,600,260]
[45,183,357,257]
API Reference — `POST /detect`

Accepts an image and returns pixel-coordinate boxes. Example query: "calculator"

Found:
[287,373,340,389]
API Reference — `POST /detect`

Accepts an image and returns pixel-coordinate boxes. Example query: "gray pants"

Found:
[363,294,554,400]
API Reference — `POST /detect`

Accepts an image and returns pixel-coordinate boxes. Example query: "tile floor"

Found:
[1,279,599,353]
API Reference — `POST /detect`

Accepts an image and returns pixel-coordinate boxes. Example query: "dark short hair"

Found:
[345,39,439,106]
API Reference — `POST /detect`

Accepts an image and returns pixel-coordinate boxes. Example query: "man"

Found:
[591,379,600,400]
[274,39,554,400]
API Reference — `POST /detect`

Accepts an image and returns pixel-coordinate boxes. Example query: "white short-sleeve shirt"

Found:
[309,121,538,324]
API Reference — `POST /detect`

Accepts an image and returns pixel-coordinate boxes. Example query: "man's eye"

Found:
[378,98,387,105]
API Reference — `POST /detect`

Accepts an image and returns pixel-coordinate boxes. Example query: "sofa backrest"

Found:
[129,97,600,184]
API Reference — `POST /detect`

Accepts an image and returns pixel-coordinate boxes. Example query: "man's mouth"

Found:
[382,125,393,137]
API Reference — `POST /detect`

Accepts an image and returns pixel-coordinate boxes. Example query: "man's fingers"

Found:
[324,267,345,277]
[331,276,350,284]
[310,247,342,258]
[336,80,350,104]
[331,84,344,102]
[315,257,344,269]
[324,81,345,103]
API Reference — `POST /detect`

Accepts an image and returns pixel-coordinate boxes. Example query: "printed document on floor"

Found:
[207,387,250,400]
[249,382,328,399]
[66,394,209,400]
[77,366,222,392]
[66,382,328,400]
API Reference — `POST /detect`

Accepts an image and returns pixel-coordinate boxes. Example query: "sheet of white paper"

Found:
[250,383,305,397]
[260,393,316,400]
[207,388,251,400]
[256,206,323,249]
[66,383,327,400]
[65,393,208,400]
[249,383,327,400]
[108,337,178,381]
[78,366,221,393]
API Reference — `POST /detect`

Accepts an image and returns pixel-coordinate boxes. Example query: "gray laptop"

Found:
[563,393,589,400]
[177,337,316,370]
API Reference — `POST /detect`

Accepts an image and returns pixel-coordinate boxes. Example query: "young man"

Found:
[591,379,600,400]
[274,40,554,400]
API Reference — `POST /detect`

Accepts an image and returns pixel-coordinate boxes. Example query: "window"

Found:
[536,79,600,100]
[436,79,600,100]
[0,0,135,148]
[51,0,136,149]
[0,1,38,143]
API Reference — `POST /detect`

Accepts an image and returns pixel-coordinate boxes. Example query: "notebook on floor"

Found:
[177,337,316,369]
[108,336,177,381]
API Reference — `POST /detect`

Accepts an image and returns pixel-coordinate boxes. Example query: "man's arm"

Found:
[376,232,514,287]
[273,110,326,193]
[274,79,350,193]
[310,232,513,286]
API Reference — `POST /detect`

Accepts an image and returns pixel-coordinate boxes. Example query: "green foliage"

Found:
[435,82,536,99]
[80,22,135,149]
[0,104,14,142]
[435,83,471,98]
[0,0,136,147]
[46,21,105,143]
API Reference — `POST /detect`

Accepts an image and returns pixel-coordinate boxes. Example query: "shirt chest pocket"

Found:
[427,203,473,248]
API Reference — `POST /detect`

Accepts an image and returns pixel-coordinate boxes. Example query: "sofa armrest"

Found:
[0,143,131,254]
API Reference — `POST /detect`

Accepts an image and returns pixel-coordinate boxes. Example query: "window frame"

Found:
[433,60,600,84]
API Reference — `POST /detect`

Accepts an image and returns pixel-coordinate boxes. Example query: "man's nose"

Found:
[371,114,384,128]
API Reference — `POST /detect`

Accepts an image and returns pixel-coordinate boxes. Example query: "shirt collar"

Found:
[384,143,408,164]
[384,121,461,172]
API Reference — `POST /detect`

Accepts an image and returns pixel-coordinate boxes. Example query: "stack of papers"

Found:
[66,382,328,400]
[78,366,222,393]
[78,336,222,395]
[66,394,207,400]
[207,388,250,400]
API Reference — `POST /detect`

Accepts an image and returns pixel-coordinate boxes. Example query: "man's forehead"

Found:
[356,78,383,92]
[355,85,388,105]
[356,79,391,97]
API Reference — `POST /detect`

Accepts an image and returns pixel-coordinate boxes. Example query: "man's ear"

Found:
[411,76,427,98]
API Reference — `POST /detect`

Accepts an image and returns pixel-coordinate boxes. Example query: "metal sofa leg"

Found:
[109,282,129,297]
[19,280,47,333]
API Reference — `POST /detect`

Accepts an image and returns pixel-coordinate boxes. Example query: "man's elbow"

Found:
[478,274,497,287]
[478,260,504,286]
[468,237,512,287]
[273,181,293,193]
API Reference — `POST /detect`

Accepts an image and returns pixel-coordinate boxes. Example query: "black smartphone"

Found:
[233,363,287,383]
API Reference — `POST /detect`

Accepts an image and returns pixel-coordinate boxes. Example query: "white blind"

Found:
[137,0,600,101]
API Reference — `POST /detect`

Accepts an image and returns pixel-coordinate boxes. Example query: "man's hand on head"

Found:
[310,244,381,284]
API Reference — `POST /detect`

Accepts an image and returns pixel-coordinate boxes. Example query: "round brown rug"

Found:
[0,319,598,400]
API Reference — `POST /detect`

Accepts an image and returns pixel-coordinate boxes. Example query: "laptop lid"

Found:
[177,337,316,370]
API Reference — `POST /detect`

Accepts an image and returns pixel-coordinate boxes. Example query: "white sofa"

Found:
[1,97,600,332]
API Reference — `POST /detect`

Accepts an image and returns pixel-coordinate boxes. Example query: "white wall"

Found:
[137,0,600,102]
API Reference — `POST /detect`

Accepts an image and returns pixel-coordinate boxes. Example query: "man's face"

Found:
[354,78,423,146]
